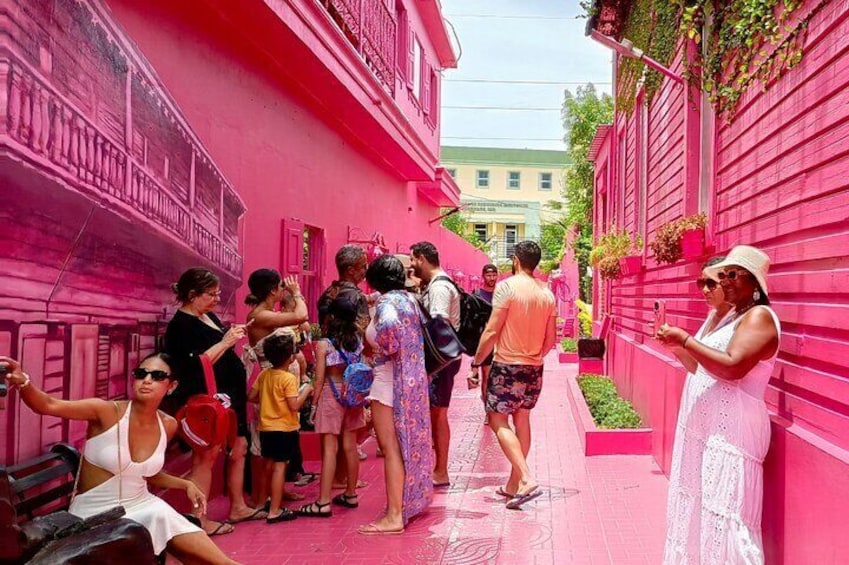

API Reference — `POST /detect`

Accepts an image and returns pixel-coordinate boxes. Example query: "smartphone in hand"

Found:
[653,300,667,337]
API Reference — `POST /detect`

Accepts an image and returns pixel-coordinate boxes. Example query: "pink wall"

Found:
[591,1,849,562]
[0,0,487,465]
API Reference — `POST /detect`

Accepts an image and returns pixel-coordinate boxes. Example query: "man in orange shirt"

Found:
[468,241,556,510]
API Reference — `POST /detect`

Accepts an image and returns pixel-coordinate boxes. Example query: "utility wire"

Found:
[445,78,612,85]
[443,105,562,112]
[445,14,584,20]
[442,136,564,141]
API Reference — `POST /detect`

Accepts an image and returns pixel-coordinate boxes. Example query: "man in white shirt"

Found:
[410,241,462,488]
[468,241,556,510]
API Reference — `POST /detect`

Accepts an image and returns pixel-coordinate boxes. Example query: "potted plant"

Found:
[589,228,643,280]
[649,213,708,264]
[558,337,578,364]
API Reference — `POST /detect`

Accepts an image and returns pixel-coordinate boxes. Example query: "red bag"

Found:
[175,354,237,451]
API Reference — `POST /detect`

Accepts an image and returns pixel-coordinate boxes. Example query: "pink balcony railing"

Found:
[321,0,396,94]
[1,54,243,278]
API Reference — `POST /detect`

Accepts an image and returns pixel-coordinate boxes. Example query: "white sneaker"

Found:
[357,447,367,461]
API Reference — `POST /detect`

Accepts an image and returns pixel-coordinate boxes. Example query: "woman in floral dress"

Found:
[358,255,433,535]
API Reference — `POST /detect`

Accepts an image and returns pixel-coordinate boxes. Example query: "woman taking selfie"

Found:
[1,353,240,564]
[656,246,780,564]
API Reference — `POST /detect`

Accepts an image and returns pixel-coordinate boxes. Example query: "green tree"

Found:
[561,84,614,301]
[440,209,485,250]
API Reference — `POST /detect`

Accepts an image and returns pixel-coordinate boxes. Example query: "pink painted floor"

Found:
[205,355,668,564]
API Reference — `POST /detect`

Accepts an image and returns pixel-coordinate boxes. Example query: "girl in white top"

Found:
[1,353,240,564]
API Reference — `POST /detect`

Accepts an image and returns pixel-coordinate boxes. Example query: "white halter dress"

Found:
[68,402,200,554]
[664,306,781,564]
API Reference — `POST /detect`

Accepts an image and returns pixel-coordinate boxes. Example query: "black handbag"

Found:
[413,297,466,375]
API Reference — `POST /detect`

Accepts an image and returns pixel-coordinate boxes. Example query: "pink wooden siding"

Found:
[592,1,849,561]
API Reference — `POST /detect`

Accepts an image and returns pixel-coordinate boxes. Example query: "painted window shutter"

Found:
[396,6,408,81]
[422,62,431,115]
[407,28,415,88]
[281,218,304,277]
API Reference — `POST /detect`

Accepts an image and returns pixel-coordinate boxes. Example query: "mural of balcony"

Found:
[320,0,396,95]
[0,0,245,279]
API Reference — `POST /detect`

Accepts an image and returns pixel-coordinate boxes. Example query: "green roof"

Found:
[440,146,570,167]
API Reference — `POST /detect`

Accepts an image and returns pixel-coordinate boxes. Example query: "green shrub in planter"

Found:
[577,374,643,429]
[560,338,578,352]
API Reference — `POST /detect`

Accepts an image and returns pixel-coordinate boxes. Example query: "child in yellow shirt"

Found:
[248,332,313,523]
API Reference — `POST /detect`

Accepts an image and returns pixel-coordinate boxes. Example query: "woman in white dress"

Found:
[657,245,781,564]
[1,353,240,564]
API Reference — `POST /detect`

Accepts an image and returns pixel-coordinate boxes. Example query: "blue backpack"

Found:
[327,340,374,408]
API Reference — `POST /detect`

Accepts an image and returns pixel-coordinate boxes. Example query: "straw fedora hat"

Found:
[704,245,770,297]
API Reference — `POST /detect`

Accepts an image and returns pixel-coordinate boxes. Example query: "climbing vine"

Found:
[586,0,830,119]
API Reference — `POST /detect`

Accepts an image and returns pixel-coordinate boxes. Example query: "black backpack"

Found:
[430,275,493,355]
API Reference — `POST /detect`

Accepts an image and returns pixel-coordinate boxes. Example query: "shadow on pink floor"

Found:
[204,354,668,564]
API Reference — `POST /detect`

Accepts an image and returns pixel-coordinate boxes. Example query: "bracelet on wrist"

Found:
[471,363,481,369]
[292,294,304,300]
[682,336,690,349]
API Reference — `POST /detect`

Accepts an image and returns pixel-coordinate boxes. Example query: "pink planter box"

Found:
[681,228,706,260]
[558,346,578,364]
[619,255,642,276]
[566,374,653,456]
[578,358,604,375]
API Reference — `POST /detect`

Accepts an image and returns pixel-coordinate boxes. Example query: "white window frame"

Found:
[507,171,521,190]
[538,172,553,191]
[476,170,490,188]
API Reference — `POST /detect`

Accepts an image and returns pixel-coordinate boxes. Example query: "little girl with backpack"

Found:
[298,296,371,517]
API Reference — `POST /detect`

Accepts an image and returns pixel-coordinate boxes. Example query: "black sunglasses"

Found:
[132,368,171,382]
[716,269,750,282]
[695,278,719,291]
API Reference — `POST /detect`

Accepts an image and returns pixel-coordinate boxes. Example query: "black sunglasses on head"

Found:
[132,368,171,382]
[695,278,719,291]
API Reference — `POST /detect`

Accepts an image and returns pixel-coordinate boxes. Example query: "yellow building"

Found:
[440,146,570,263]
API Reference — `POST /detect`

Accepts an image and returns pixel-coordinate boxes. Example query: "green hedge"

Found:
[577,374,643,429]
[560,338,578,352]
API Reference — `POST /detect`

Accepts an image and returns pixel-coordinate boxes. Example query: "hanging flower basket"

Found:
[619,255,643,276]
[681,228,706,260]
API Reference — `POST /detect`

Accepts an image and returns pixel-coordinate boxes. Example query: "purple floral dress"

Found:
[373,290,434,524]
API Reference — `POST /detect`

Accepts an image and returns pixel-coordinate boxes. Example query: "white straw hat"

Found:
[704,245,770,297]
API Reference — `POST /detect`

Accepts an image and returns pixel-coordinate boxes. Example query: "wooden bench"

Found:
[0,443,155,564]
[578,315,612,375]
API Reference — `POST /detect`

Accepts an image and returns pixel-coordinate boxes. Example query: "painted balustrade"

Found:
[1,55,242,277]
[322,0,396,94]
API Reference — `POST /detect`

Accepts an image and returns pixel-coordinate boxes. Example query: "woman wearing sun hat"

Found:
[656,245,781,564]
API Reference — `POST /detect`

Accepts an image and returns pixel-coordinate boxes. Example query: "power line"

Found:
[445,78,612,86]
[445,14,584,20]
[442,136,564,141]
[443,105,562,112]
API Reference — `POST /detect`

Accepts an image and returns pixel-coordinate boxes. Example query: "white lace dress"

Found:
[664,306,781,565]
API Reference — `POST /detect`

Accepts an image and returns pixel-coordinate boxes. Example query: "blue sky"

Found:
[440,0,613,151]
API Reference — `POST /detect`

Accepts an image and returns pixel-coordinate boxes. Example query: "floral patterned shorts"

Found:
[485,362,544,414]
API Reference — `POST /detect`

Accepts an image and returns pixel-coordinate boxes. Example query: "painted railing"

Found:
[1,55,243,277]
[321,0,396,94]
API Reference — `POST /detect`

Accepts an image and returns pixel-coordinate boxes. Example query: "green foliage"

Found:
[440,209,486,250]
[615,0,682,114]
[681,0,823,119]
[538,259,560,274]
[581,0,825,120]
[577,374,643,429]
[649,212,707,264]
[575,299,593,337]
[539,222,567,262]
[560,338,578,353]
[561,85,614,301]
[590,227,643,280]
[309,323,322,340]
